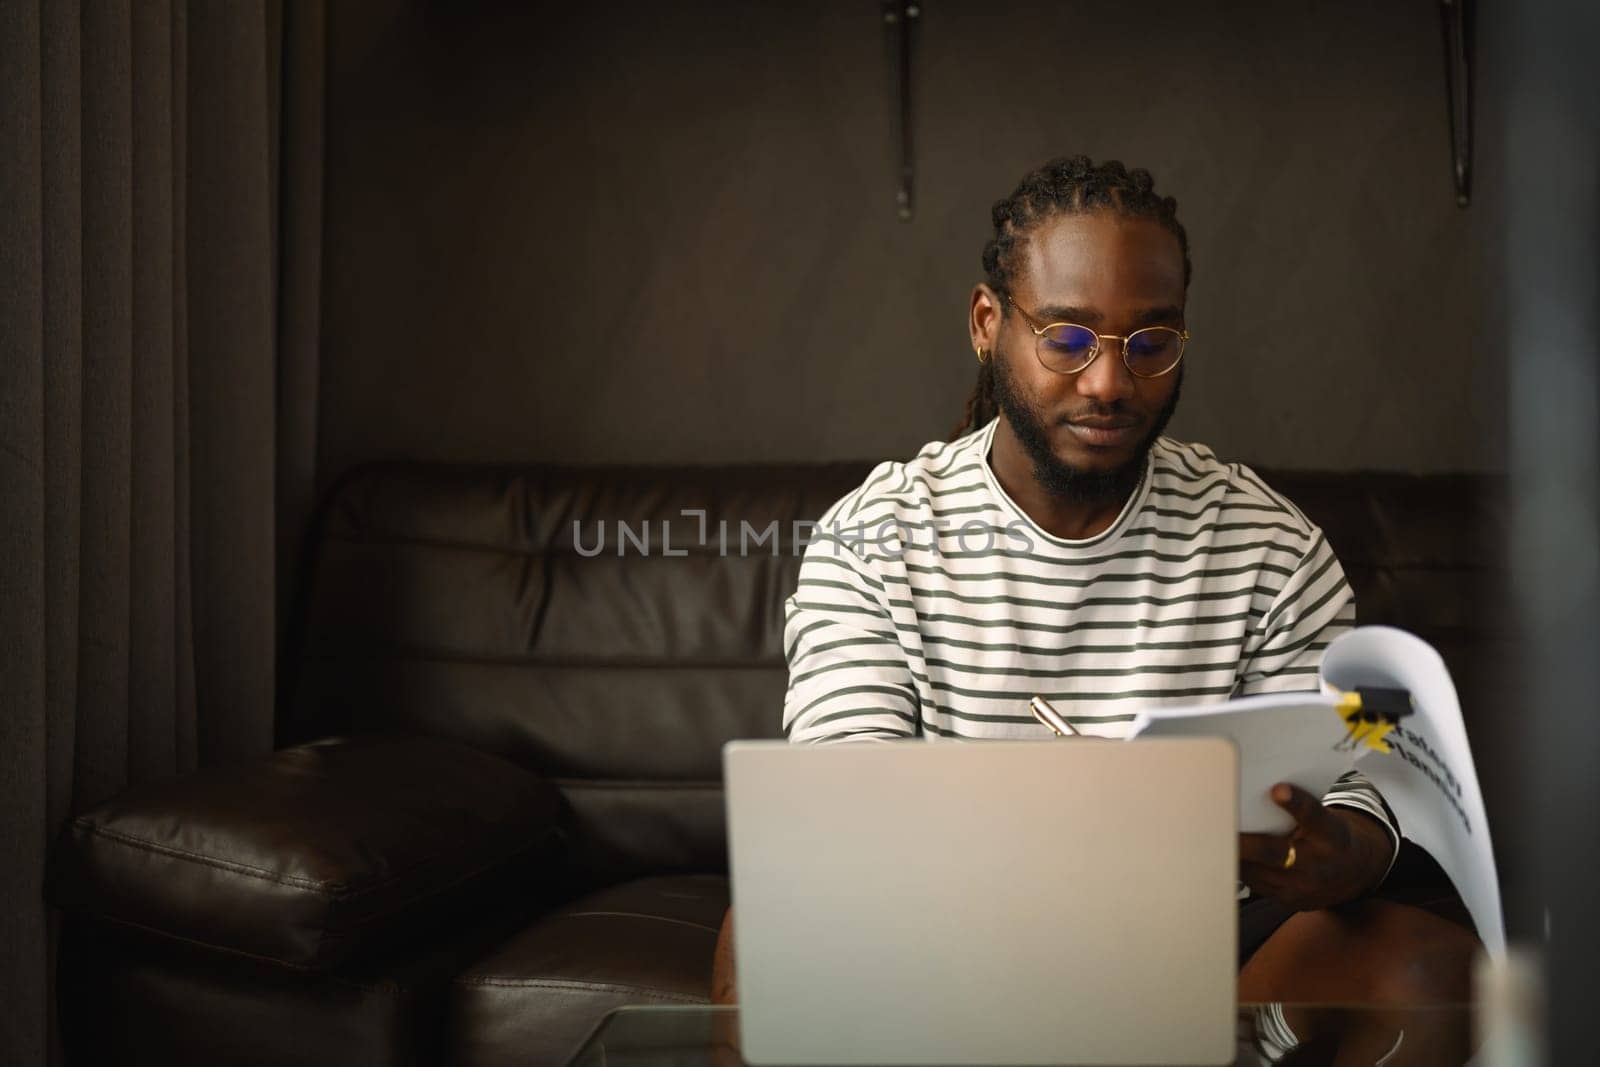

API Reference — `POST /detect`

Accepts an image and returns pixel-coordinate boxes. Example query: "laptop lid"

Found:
[724,738,1238,1066]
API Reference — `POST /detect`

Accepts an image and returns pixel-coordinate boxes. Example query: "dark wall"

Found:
[318,0,1500,483]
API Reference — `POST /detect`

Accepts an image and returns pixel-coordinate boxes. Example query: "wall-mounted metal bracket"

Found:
[1440,0,1473,207]
[882,1,920,221]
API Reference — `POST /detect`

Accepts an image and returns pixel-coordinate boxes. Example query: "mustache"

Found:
[1058,405,1138,422]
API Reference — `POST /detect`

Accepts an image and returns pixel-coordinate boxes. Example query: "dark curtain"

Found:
[0,2,325,1063]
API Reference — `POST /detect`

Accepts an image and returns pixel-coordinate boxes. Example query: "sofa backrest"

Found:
[289,462,869,887]
[290,461,1509,887]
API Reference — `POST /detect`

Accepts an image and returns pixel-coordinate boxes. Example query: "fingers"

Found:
[1238,859,1300,908]
[1271,782,1336,836]
[1239,787,1353,910]
[1238,832,1293,868]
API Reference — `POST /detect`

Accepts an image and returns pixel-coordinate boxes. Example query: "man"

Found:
[713,157,1476,1031]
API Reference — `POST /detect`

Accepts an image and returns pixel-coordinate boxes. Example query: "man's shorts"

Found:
[1237,838,1477,966]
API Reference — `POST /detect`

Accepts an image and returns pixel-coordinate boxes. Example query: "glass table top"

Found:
[565,1003,1480,1066]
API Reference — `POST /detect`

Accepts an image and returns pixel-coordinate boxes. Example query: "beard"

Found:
[989,338,1183,508]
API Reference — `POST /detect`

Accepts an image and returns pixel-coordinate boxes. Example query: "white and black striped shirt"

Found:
[782,417,1399,860]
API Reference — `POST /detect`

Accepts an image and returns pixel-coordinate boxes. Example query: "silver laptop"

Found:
[723,738,1238,1066]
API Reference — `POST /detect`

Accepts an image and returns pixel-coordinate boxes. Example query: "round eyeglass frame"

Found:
[1006,297,1189,379]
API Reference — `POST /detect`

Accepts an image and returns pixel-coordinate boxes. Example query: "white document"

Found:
[1125,625,1506,957]
[1130,693,1356,835]
[1320,627,1506,958]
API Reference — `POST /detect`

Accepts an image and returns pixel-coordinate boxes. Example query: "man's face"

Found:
[990,210,1187,503]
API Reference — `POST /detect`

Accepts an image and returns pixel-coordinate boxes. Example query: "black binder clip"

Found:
[1333,687,1415,753]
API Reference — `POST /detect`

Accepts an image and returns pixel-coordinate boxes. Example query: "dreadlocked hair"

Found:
[950,156,1192,440]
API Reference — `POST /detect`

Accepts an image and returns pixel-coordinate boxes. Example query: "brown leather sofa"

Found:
[48,459,1510,1067]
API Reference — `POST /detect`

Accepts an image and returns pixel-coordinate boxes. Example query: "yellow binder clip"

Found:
[1333,687,1414,754]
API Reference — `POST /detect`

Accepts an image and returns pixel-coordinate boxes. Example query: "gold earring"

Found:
[975,346,988,363]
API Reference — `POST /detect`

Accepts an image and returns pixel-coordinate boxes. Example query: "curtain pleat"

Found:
[186,1,279,765]
[171,0,198,775]
[38,7,85,1064]
[275,0,326,746]
[1,2,324,1062]
[77,0,136,813]
[1,1,48,1062]
[40,0,85,853]
[130,0,180,782]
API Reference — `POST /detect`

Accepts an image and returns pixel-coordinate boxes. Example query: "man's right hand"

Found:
[1239,784,1393,910]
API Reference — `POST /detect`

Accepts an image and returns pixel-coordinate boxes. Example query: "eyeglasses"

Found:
[1007,297,1189,379]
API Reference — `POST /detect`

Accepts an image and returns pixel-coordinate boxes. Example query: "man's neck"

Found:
[987,417,1142,541]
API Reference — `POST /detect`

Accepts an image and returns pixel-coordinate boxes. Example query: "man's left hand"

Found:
[1239,783,1394,911]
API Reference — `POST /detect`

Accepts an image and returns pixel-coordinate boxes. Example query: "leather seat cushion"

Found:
[51,734,567,972]
[449,873,728,1067]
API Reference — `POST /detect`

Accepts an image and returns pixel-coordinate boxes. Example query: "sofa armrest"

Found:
[49,733,566,973]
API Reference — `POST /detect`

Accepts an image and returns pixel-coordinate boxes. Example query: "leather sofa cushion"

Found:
[50,734,566,973]
[449,873,728,1067]
[290,463,871,887]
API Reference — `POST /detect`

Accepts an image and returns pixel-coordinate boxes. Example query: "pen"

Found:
[1029,695,1082,737]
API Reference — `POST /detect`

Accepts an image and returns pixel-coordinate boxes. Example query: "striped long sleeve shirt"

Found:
[781,417,1399,871]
